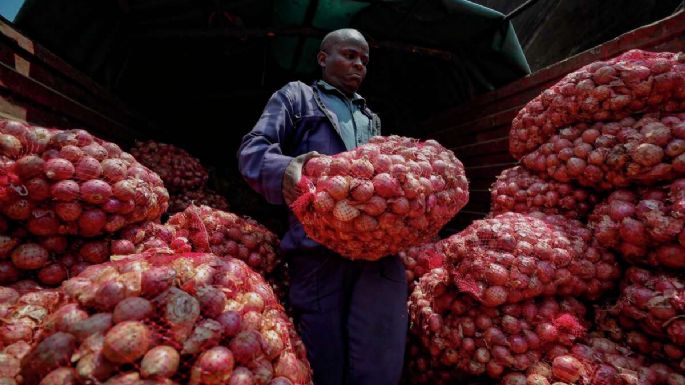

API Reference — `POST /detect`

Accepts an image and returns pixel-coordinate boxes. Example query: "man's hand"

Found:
[283,151,320,205]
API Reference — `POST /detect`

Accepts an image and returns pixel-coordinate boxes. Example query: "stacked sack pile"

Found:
[0,121,169,286]
[0,120,313,384]
[403,50,685,385]
[131,140,229,213]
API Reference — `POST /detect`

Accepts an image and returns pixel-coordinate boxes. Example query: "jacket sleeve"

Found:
[237,86,296,205]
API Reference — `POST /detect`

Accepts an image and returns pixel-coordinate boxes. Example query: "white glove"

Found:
[282,151,320,205]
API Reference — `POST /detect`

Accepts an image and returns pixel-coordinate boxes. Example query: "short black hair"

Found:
[320,28,367,52]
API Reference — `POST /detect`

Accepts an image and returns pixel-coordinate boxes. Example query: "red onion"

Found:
[130,140,208,192]
[511,50,685,160]
[291,136,468,260]
[490,167,597,220]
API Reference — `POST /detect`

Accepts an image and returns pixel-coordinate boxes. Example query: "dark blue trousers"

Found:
[287,250,408,385]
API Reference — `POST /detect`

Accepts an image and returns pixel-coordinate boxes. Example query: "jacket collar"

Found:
[315,80,366,106]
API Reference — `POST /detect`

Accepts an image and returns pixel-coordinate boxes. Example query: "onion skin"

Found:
[31,253,312,385]
[291,135,468,260]
[611,267,685,351]
[552,356,585,383]
[102,321,151,364]
[408,268,587,378]
[166,205,279,275]
[140,346,180,379]
[511,50,685,160]
[190,346,235,385]
[590,179,685,268]
[448,212,619,304]
[21,332,77,385]
[1,125,169,253]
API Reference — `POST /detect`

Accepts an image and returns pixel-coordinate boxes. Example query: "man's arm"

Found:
[237,87,296,205]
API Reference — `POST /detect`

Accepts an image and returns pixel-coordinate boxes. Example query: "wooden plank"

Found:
[0,89,74,128]
[0,19,154,139]
[0,44,143,132]
[459,152,516,167]
[464,163,512,181]
[426,86,549,133]
[0,20,137,117]
[431,108,518,145]
[449,136,509,159]
[0,61,139,144]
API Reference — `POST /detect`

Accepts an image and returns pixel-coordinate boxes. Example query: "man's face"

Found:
[318,37,369,96]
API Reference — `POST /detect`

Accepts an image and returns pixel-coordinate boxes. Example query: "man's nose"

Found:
[352,57,364,68]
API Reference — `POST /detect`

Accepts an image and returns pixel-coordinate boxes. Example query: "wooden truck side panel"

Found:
[0,18,150,144]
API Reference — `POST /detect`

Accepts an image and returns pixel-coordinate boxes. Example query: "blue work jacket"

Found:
[238,81,381,255]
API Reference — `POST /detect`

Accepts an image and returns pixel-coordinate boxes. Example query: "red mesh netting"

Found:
[399,240,444,292]
[399,332,478,385]
[510,50,685,159]
[409,268,587,379]
[168,188,229,214]
[0,121,169,239]
[0,281,64,383]
[291,135,468,261]
[0,213,169,287]
[594,307,685,373]
[130,140,208,193]
[166,205,280,275]
[500,336,683,385]
[117,221,189,255]
[0,281,63,346]
[612,267,685,350]
[11,252,311,385]
[489,166,598,220]
[444,213,621,306]
[521,114,685,190]
[589,179,685,268]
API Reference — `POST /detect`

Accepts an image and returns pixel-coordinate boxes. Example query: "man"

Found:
[238,29,407,385]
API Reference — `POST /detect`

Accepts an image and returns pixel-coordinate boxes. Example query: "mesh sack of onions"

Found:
[0,281,62,349]
[15,252,311,385]
[589,179,685,268]
[117,221,193,255]
[167,205,279,275]
[399,240,444,291]
[0,215,168,286]
[489,166,598,219]
[0,281,64,384]
[400,333,474,385]
[291,135,469,261]
[409,268,587,379]
[129,140,208,192]
[520,114,685,190]
[510,50,685,159]
[2,236,112,287]
[445,213,621,306]
[610,267,685,352]
[594,307,685,371]
[168,188,229,213]
[0,121,169,239]
[500,337,684,385]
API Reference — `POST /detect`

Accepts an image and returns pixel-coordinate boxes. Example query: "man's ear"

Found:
[316,50,326,68]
